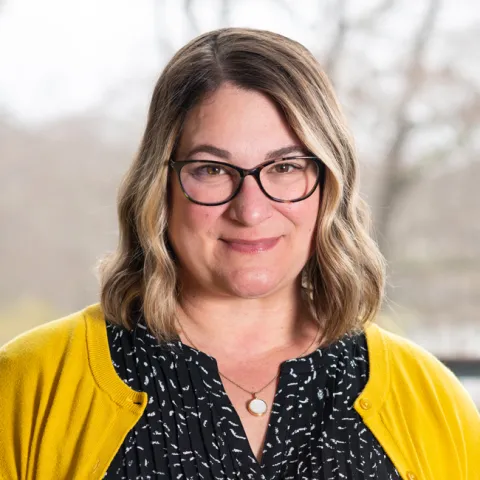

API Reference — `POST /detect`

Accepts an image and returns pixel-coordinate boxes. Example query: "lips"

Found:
[220,237,281,253]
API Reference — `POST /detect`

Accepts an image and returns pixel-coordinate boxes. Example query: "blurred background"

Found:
[0,0,479,403]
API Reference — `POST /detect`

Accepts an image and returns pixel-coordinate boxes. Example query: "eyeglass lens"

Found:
[179,158,319,204]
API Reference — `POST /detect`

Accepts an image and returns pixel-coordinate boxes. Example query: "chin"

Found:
[218,269,285,298]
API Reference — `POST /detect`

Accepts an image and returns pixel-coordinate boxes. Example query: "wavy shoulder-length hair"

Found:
[98,27,386,344]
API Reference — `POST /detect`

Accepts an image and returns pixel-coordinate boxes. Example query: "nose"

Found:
[226,175,273,226]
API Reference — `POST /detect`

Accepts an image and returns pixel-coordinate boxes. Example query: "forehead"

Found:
[176,84,303,163]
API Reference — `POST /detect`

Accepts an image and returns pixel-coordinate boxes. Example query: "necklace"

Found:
[177,320,320,417]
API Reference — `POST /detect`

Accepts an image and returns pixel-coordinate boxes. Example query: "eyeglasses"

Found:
[169,156,324,206]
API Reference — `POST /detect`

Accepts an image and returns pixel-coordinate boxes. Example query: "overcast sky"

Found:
[0,0,478,124]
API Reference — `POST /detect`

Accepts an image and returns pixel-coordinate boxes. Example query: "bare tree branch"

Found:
[355,0,396,28]
[324,0,397,80]
[374,0,442,258]
[396,115,477,193]
[154,0,176,57]
[185,0,201,36]
[324,0,348,81]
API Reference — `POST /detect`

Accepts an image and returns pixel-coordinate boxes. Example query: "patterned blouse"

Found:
[104,319,401,479]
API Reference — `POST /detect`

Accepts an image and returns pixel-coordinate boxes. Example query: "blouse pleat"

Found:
[104,319,401,480]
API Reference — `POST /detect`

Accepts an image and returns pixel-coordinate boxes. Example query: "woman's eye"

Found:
[271,163,298,173]
[195,165,226,176]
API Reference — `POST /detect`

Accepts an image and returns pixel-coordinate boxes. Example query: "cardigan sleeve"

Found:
[382,329,480,480]
[0,309,146,480]
[0,336,30,479]
[0,315,82,479]
[0,312,103,480]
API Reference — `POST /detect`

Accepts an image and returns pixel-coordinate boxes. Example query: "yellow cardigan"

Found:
[0,304,478,480]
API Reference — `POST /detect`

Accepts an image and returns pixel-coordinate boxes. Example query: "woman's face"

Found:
[168,83,320,299]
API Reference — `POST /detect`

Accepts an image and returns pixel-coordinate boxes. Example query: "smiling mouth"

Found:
[220,237,281,254]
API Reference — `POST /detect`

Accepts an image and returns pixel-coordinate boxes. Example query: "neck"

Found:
[175,281,318,360]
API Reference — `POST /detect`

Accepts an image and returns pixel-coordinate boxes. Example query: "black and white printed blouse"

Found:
[104,319,401,480]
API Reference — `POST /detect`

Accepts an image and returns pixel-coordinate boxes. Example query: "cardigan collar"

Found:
[83,303,389,417]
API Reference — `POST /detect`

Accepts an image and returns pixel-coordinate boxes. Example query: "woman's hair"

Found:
[98,27,386,344]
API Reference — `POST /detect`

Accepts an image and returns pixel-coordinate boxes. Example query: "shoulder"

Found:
[368,323,474,400]
[0,305,142,478]
[364,323,480,457]
[0,304,104,379]
[366,323,477,408]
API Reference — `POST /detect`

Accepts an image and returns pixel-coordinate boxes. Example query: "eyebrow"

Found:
[184,144,308,161]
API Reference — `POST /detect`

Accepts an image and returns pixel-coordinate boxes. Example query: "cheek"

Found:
[279,191,320,235]
[169,181,225,242]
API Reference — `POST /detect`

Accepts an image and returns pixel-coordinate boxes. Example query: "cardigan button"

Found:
[406,472,417,480]
[359,398,372,410]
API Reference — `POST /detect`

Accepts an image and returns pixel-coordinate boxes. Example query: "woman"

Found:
[0,28,478,480]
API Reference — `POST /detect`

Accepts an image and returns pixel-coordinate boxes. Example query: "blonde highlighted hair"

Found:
[98,28,386,344]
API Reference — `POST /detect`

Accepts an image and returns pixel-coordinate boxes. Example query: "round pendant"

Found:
[247,397,268,416]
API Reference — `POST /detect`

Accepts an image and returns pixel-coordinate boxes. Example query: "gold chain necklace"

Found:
[177,320,320,417]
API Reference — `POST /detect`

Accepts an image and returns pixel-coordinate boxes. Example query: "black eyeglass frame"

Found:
[169,156,325,206]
